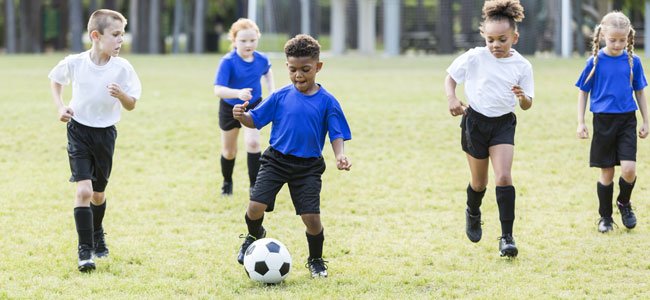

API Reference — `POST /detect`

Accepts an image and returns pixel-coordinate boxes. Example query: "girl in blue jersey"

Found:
[576,11,649,233]
[214,18,275,197]
[233,34,352,278]
[445,0,533,258]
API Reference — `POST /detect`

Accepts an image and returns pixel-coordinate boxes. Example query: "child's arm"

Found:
[331,138,351,171]
[263,70,275,94]
[512,85,532,110]
[214,85,253,101]
[50,81,74,122]
[108,83,136,111]
[635,89,649,138]
[577,90,590,139]
[445,75,467,117]
[233,101,255,128]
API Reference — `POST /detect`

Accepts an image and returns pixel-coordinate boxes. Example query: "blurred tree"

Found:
[19,0,43,52]
[5,0,17,53]
[436,0,454,53]
[70,0,83,52]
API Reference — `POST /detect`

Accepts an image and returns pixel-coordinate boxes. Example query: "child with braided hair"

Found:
[445,0,533,257]
[576,11,649,233]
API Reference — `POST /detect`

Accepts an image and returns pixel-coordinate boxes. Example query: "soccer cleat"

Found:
[498,234,518,257]
[93,229,109,258]
[237,229,266,265]
[465,208,482,243]
[597,217,615,233]
[306,258,329,278]
[78,244,96,272]
[617,201,637,229]
[221,181,233,196]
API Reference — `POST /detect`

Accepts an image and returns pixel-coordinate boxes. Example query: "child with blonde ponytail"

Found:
[576,11,649,233]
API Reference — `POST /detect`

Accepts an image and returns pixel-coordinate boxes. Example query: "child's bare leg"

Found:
[245,201,267,238]
[221,128,240,159]
[489,144,515,236]
[74,180,93,207]
[302,214,325,265]
[599,167,615,185]
[619,160,636,183]
[301,214,322,235]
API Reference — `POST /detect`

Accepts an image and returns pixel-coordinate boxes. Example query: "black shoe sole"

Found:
[94,251,109,258]
[78,263,96,272]
[500,248,518,257]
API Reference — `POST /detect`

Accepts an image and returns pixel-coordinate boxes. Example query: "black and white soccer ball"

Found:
[243,238,292,284]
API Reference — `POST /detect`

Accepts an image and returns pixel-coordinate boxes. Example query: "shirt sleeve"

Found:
[446,49,473,84]
[124,64,142,100]
[48,56,72,85]
[214,58,232,86]
[575,57,595,92]
[520,62,535,99]
[326,98,352,142]
[632,56,648,91]
[249,93,277,129]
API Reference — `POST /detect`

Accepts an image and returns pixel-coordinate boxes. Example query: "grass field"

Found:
[0,52,649,299]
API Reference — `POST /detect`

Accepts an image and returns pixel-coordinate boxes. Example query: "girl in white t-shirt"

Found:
[444,0,534,258]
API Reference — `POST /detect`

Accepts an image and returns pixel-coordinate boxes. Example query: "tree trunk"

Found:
[129,0,139,52]
[148,0,161,54]
[70,0,83,52]
[172,0,183,54]
[19,0,43,53]
[193,0,205,53]
[518,0,538,55]
[436,0,454,54]
[5,0,17,53]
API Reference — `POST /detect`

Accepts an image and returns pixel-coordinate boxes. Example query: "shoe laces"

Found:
[305,258,329,273]
[596,217,618,228]
[498,234,514,244]
[239,233,258,248]
[78,244,93,259]
[618,202,635,216]
[94,231,107,248]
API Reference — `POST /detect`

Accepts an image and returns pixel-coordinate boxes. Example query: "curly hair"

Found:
[480,0,525,32]
[284,34,320,59]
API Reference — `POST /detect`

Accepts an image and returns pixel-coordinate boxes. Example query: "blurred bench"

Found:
[401,31,436,53]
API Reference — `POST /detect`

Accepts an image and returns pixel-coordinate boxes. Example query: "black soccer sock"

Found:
[306,229,325,259]
[74,207,94,247]
[616,177,636,205]
[90,200,106,232]
[247,152,261,187]
[597,181,614,218]
[467,184,486,215]
[245,213,265,239]
[496,186,515,235]
[221,155,235,182]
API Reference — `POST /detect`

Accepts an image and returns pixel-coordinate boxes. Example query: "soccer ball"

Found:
[243,238,292,284]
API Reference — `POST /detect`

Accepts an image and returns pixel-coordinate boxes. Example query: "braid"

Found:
[585,25,601,84]
[627,28,636,86]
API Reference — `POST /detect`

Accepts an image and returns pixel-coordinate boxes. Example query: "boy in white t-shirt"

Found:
[444,0,534,258]
[48,9,141,272]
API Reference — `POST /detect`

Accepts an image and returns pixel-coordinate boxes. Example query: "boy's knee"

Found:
[222,148,237,159]
[76,186,93,200]
[494,173,512,186]
[91,193,105,205]
[620,167,636,182]
[247,201,267,219]
[245,139,260,151]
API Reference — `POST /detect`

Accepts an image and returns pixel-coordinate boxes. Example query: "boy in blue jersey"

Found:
[233,34,352,278]
[576,11,649,233]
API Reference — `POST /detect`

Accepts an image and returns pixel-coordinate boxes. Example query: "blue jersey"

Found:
[250,84,352,158]
[575,49,647,113]
[214,49,271,105]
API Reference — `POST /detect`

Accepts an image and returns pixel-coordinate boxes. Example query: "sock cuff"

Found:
[597,181,614,189]
[306,228,324,238]
[619,176,636,187]
[467,183,486,195]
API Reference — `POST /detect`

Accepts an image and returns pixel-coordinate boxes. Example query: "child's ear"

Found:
[316,61,323,72]
[90,30,100,41]
[513,31,519,45]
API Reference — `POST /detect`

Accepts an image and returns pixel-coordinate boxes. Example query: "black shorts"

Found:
[461,107,517,159]
[590,112,637,168]
[251,147,326,215]
[218,98,262,131]
[67,119,117,192]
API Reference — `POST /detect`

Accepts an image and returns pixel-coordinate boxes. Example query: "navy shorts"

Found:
[590,112,637,168]
[461,107,517,159]
[251,147,326,215]
[67,119,117,192]
[218,98,262,131]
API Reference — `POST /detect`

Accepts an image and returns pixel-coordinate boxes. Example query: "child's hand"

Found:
[107,83,125,99]
[511,85,527,101]
[233,101,249,120]
[640,123,649,139]
[336,154,351,171]
[576,123,589,139]
[448,97,467,117]
[58,106,74,122]
[238,88,253,101]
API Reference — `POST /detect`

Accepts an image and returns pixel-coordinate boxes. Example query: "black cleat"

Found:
[617,201,637,229]
[93,229,109,258]
[306,258,329,278]
[465,208,482,243]
[237,229,266,265]
[498,234,518,257]
[597,217,615,233]
[221,181,233,196]
[78,244,96,272]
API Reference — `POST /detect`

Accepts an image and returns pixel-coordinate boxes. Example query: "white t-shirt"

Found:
[447,47,534,117]
[48,51,142,128]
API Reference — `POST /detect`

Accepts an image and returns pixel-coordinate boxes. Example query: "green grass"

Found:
[0,53,649,298]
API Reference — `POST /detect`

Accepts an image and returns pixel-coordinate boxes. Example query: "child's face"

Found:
[482,20,519,59]
[602,28,629,57]
[286,56,322,94]
[234,29,259,58]
[92,20,125,57]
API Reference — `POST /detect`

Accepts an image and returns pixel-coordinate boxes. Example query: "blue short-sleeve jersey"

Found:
[214,49,271,105]
[575,49,647,113]
[249,84,352,158]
